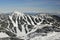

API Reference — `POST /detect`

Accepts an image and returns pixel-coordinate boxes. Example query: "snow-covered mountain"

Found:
[0,11,60,40]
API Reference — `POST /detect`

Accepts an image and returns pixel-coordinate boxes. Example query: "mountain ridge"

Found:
[0,11,60,40]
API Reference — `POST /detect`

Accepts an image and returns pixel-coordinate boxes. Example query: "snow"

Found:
[0,32,9,38]
[13,11,24,16]
[0,11,60,40]
[9,14,27,39]
[27,15,35,25]
[30,32,60,40]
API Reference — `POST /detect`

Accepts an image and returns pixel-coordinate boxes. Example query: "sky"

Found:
[0,0,60,14]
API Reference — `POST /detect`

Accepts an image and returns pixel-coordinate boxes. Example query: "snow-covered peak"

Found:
[12,11,24,16]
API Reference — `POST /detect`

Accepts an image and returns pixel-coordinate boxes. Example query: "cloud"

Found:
[0,7,60,14]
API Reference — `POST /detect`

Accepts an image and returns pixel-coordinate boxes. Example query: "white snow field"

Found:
[30,32,60,40]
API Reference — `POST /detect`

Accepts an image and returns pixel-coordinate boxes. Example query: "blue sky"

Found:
[0,0,60,14]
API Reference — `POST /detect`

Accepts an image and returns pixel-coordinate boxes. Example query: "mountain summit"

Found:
[10,11,24,17]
